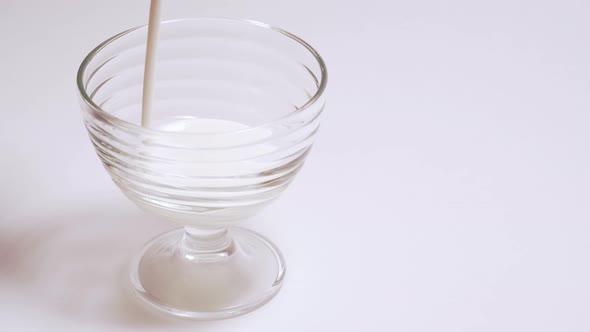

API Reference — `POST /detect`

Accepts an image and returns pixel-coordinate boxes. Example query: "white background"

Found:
[1,0,590,331]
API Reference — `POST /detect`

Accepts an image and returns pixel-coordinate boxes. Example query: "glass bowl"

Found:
[76,18,327,319]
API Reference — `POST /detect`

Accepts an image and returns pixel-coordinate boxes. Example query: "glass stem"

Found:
[181,226,234,257]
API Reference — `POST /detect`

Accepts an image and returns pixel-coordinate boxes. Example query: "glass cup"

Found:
[76,18,327,319]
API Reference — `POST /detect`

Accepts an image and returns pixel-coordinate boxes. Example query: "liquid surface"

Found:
[155,117,253,134]
[141,117,275,179]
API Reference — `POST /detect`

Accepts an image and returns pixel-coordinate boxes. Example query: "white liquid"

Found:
[144,117,274,180]
[141,0,162,127]
[136,118,280,223]
[156,117,254,134]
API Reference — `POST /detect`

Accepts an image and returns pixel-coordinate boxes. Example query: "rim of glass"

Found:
[77,17,327,137]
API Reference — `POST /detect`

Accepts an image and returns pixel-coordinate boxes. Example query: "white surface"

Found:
[1,0,590,331]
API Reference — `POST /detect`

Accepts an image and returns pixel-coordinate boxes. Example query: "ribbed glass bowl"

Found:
[77,18,327,319]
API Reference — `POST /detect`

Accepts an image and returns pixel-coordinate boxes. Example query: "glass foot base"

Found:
[130,227,286,320]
